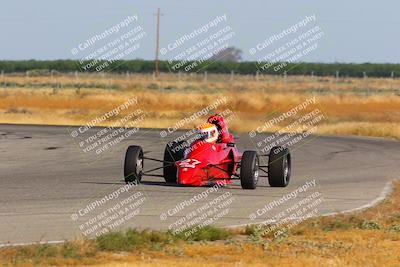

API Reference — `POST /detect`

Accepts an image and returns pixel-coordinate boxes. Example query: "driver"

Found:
[207,114,234,143]
[195,122,219,143]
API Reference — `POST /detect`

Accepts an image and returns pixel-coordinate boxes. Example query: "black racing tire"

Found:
[163,141,188,183]
[124,145,144,184]
[240,150,259,189]
[268,146,291,187]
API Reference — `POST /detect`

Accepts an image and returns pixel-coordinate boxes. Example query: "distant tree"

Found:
[210,46,243,62]
[0,59,398,77]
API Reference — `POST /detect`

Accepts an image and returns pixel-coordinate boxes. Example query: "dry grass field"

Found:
[0,72,399,139]
[0,72,399,266]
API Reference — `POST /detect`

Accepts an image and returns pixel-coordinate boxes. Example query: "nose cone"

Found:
[176,141,213,186]
[177,158,207,186]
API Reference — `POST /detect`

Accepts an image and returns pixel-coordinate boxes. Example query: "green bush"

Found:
[323,219,352,231]
[173,225,231,242]
[147,83,159,90]
[359,220,380,230]
[96,226,231,252]
[389,224,400,232]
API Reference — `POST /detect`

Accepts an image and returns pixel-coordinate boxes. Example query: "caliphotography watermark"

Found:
[159,96,228,138]
[69,97,146,159]
[161,14,236,72]
[165,108,238,156]
[249,96,324,154]
[159,184,223,221]
[71,182,146,237]
[249,14,325,73]
[70,14,146,72]
[248,179,324,238]
[159,184,235,238]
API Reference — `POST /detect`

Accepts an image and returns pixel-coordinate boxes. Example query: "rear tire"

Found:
[163,141,188,183]
[268,146,291,187]
[124,145,143,184]
[240,151,259,189]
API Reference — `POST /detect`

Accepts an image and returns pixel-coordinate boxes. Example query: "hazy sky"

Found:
[0,0,399,63]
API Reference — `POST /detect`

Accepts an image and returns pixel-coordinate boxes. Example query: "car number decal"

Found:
[179,159,201,168]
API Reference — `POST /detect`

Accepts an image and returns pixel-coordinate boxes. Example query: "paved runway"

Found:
[0,124,399,245]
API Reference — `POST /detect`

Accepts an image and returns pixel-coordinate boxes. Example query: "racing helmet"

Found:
[195,122,219,143]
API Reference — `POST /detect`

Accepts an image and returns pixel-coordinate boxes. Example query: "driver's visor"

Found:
[197,131,212,140]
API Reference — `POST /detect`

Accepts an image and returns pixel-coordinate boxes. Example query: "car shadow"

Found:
[80,181,126,185]
[141,180,179,187]
[80,180,272,190]
[80,180,181,187]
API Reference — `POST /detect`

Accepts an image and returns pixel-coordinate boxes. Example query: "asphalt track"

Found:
[0,124,399,245]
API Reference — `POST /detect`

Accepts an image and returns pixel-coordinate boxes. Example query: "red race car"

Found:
[123,114,291,189]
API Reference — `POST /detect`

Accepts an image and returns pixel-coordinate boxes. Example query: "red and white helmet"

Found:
[195,122,219,143]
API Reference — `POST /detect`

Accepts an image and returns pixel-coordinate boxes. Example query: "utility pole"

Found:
[154,8,162,78]
[335,70,339,84]
[1,70,4,88]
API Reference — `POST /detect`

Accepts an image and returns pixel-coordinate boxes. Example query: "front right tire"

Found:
[268,146,291,187]
[163,141,188,183]
[240,150,259,189]
[124,145,144,184]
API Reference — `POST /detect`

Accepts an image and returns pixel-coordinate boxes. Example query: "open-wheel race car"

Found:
[123,114,291,189]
